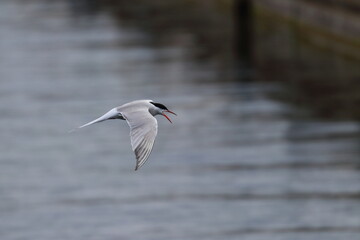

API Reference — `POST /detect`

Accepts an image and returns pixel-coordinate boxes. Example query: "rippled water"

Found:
[0,1,359,240]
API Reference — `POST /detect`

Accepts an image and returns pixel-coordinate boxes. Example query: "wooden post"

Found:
[233,0,254,80]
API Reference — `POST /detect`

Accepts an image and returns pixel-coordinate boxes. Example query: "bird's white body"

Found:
[77,100,176,170]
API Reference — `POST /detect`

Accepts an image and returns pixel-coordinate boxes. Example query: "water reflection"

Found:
[0,0,359,240]
[73,0,360,119]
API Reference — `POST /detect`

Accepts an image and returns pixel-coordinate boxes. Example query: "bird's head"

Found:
[150,102,177,123]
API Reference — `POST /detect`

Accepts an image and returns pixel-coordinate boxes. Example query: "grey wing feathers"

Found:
[121,111,158,170]
[134,130,157,170]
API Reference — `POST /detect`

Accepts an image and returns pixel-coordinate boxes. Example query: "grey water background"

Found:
[0,0,359,240]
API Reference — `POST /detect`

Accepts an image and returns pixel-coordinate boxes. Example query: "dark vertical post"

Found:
[233,0,253,80]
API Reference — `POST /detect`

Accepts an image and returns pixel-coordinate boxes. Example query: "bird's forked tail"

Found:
[69,108,119,132]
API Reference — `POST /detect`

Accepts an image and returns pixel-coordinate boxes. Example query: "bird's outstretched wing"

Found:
[121,111,158,170]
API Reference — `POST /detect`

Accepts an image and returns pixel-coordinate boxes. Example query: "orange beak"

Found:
[162,110,177,123]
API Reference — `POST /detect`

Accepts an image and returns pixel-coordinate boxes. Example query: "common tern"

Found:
[77,100,176,170]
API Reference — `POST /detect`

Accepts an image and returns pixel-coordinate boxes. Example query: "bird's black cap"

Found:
[150,102,168,110]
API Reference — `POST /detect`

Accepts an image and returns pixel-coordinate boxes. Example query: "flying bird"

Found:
[77,100,176,170]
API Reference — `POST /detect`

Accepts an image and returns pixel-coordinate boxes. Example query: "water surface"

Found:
[0,1,359,240]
